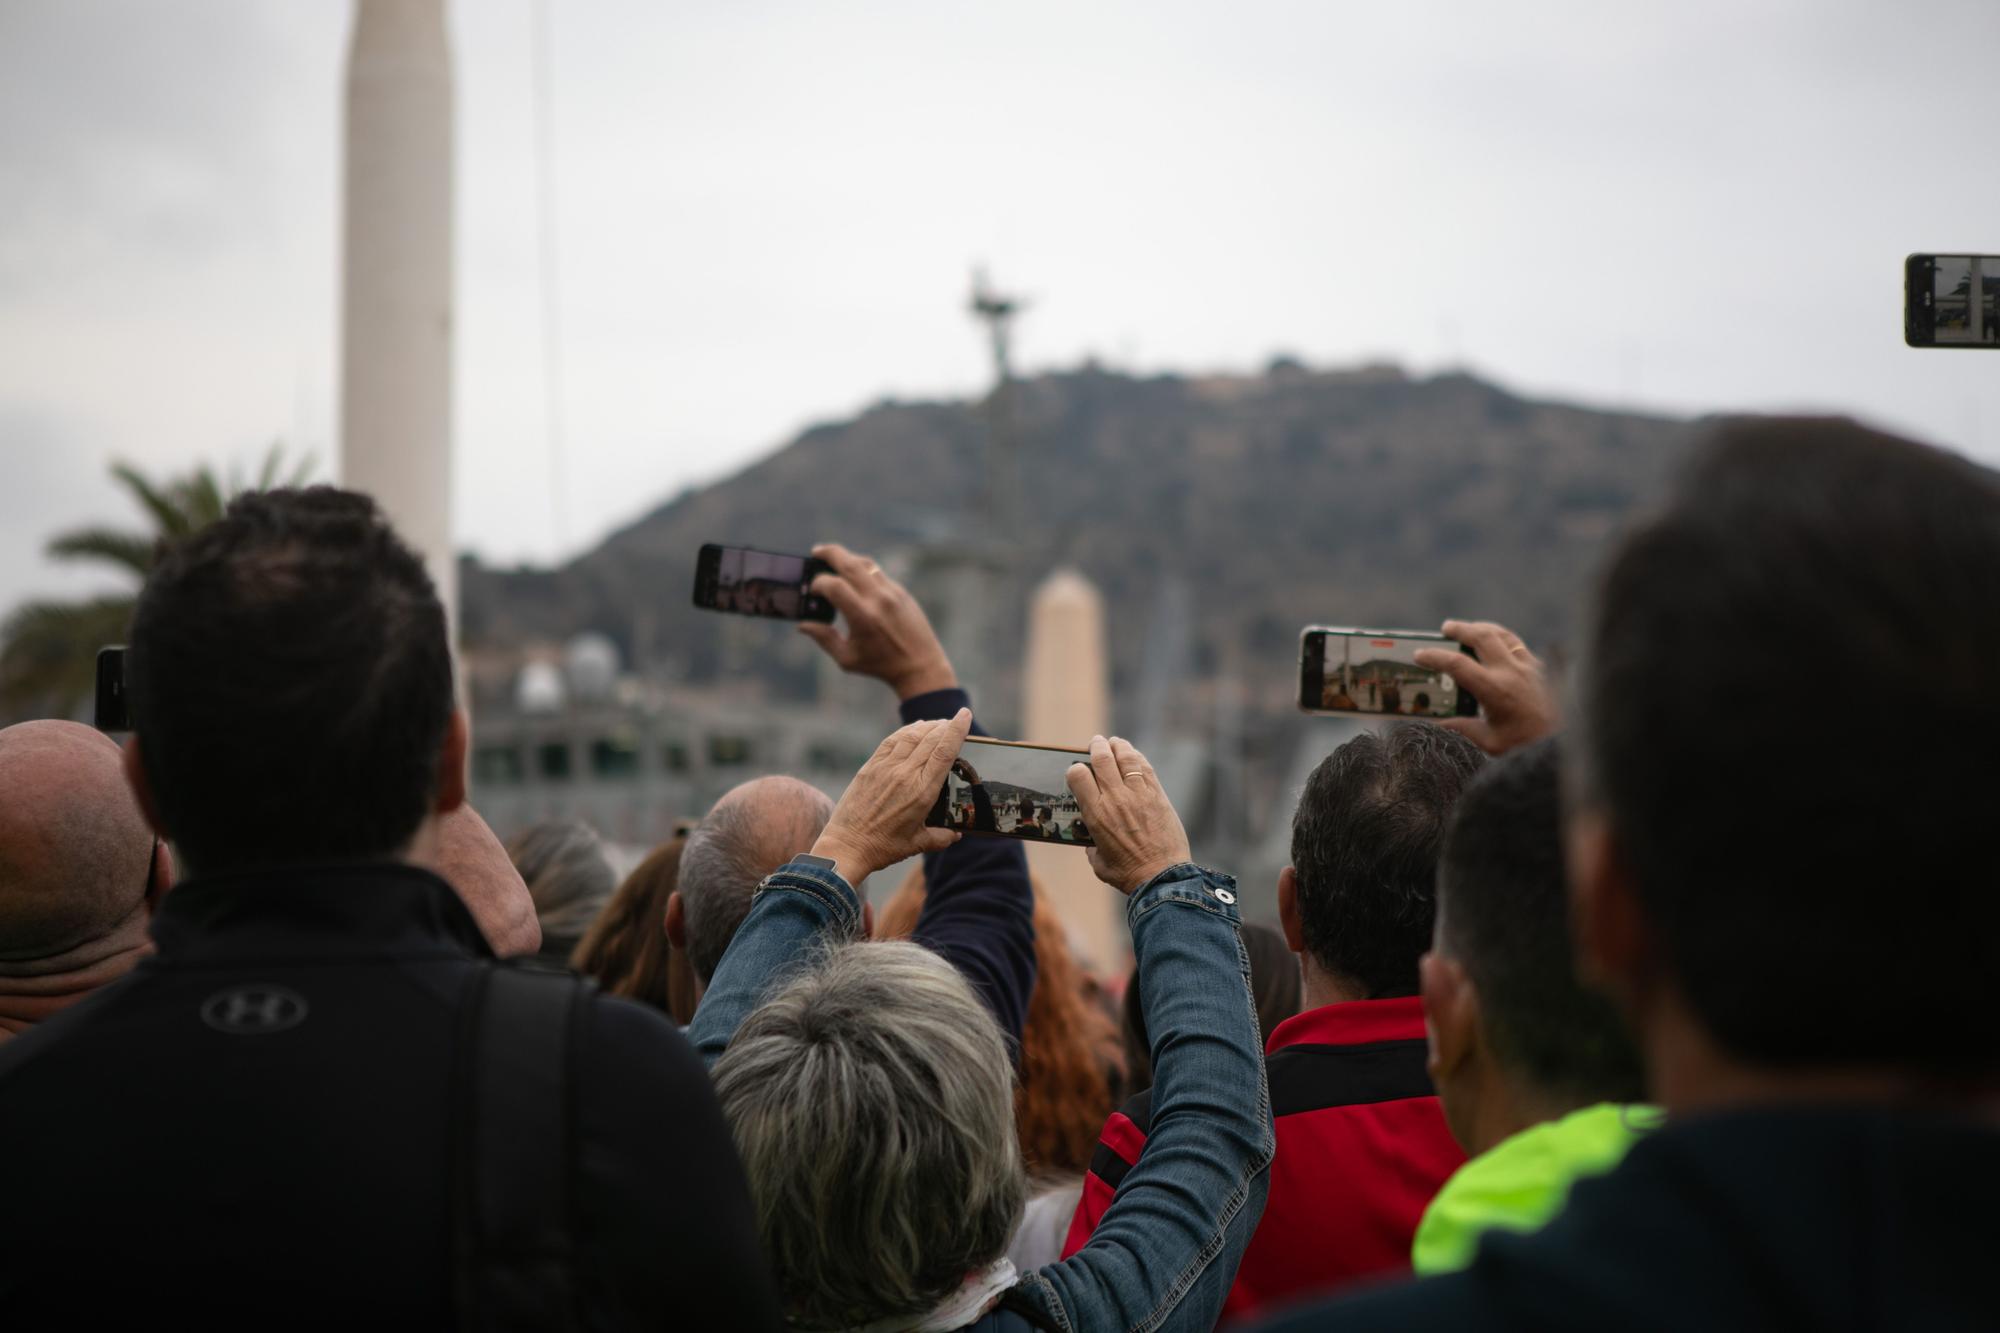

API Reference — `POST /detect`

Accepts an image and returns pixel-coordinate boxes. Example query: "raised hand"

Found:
[810,709,973,886]
[1067,736,1193,895]
[797,543,957,702]
[1413,619,1559,756]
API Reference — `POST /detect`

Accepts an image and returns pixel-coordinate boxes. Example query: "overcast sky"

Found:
[3,0,1998,616]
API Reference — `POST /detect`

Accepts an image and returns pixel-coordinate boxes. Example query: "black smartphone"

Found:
[690,543,835,622]
[95,646,131,732]
[1298,626,1479,719]
[1905,254,2000,348]
[926,736,1094,846]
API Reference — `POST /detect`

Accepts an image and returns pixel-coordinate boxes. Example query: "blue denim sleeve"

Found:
[899,687,1037,1053]
[1010,864,1275,1333]
[685,860,863,1072]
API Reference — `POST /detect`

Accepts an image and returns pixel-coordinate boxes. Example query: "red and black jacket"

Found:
[1063,996,1464,1324]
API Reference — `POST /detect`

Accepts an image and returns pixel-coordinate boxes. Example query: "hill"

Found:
[459,362,1696,707]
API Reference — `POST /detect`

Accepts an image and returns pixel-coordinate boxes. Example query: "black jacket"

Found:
[1253,1105,1995,1332]
[0,863,784,1330]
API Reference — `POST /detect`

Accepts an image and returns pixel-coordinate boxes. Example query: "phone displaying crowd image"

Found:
[926,737,1094,847]
[691,543,836,623]
[1298,627,1479,719]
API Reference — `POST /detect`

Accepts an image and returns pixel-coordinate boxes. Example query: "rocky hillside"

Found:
[460,362,1696,701]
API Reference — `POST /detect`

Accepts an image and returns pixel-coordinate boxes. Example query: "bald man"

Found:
[0,721,172,1042]
[671,775,836,1016]
[433,804,542,959]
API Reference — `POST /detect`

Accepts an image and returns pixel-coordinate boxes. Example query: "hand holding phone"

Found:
[691,544,835,622]
[813,711,973,886]
[1411,620,1558,756]
[797,543,957,701]
[1066,735,1192,895]
[926,736,1095,846]
[1298,626,1480,720]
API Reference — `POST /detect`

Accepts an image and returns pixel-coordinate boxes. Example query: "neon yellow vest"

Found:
[1412,1102,1661,1275]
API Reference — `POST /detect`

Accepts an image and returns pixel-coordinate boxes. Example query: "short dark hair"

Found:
[1291,724,1485,997]
[1438,739,1644,1104]
[126,488,454,874]
[1579,417,2000,1075]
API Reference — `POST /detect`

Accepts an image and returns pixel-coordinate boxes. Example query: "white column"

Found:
[1022,569,1127,971]
[340,0,456,632]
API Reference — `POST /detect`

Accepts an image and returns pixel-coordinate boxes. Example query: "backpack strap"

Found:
[451,960,590,1332]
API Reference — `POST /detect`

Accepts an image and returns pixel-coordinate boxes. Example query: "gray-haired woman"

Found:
[689,713,1273,1332]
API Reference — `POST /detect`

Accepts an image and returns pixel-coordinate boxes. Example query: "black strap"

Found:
[451,961,589,1332]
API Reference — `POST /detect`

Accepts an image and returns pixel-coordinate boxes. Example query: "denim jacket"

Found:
[689,858,1275,1333]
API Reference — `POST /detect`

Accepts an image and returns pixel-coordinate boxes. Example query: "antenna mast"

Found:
[969,268,1024,545]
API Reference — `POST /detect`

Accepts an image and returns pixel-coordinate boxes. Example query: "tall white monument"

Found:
[1022,569,1127,971]
[340,0,456,626]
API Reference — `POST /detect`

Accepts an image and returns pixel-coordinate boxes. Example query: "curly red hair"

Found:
[877,866,1122,1175]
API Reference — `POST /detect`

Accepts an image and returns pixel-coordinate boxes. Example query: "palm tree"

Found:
[0,447,313,721]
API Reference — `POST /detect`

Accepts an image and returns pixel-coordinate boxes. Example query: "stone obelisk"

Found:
[1022,569,1127,971]
[340,0,456,630]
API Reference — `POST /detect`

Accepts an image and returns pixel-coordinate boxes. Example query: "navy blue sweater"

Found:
[899,687,1037,1054]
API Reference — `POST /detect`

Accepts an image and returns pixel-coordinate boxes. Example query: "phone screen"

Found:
[1298,627,1478,719]
[927,737,1094,846]
[691,544,835,622]
[95,646,131,732]
[1905,254,2000,348]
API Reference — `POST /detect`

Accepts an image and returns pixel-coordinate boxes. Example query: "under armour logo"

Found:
[201,985,309,1035]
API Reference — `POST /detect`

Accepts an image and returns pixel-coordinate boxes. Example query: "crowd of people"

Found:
[0,416,1994,1330]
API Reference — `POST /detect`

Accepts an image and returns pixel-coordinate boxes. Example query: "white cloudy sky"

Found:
[3,0,1998,616]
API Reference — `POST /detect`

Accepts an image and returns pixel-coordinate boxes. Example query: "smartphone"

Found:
[1298,626,1479,719]
[95,646,131,732]
[1905,254,2000,348]
[926,736,1094,846]
[690,544,835,622]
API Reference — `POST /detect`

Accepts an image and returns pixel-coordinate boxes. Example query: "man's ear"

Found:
[664,890,687,949]
[121,738,167,838]
[144,839,175,914]
[1568,807,1648,1012]
[433,709,469,814]
[1277,865,1305,954]
[1420,950,1478,1084]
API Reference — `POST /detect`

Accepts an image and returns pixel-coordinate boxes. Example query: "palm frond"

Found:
[282,447,318,487]
[110,461,196,539]
[2,445,326,723]
[44,526,159,579]
[249,441,318,493]
[183,466,228,528]
[0,594,137,722]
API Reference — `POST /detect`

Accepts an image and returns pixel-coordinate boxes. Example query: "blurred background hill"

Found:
[462,358,1694,710]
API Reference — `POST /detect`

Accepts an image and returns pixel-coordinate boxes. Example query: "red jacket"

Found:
[1063,996,1463,1324]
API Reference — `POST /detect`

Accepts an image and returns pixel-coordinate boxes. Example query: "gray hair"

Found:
[680,777,833,984]
[713,940,1025,1329]
[504,818,614,950]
